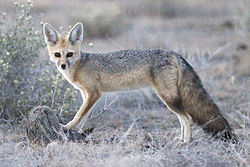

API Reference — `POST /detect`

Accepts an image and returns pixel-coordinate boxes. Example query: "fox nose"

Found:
[61,64,66,69]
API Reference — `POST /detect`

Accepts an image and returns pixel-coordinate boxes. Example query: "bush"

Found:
[0,1,79,122]
[0,1,42,120]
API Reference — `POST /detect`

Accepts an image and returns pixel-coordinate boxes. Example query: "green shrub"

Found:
[0,1,79,122]
[0,1,41,120]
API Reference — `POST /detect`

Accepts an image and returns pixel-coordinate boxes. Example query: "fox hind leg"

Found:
[178,112,193,143]
[154,88,193,144]
[175,114,184,142]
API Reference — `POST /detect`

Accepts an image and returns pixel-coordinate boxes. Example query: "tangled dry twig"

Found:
[25,106,90,146]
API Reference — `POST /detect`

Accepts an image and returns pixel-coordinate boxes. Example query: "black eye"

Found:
[66,52,73,57]
[54,52,61,57]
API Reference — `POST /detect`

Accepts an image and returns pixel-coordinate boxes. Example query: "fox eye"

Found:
[54,52,61,57]
[66,52,73,57]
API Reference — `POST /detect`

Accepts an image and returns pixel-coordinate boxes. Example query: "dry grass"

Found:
[0,0,249,166]
[0,101,249,167]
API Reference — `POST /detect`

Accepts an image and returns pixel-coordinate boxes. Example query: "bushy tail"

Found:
[177,56,237,143]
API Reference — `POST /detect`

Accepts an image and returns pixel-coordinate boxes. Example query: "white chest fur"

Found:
[59,68,82,90]
[71,81,83,90]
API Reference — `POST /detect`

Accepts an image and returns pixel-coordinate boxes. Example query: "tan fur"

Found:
[43,23,236,144]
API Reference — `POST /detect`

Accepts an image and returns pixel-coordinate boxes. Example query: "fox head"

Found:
[43,22,83,70]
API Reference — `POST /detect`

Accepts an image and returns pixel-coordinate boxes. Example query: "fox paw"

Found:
[61,122,74,131]
[173,136,184,142]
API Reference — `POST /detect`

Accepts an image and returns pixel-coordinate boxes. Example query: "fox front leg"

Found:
[62,90,101,130]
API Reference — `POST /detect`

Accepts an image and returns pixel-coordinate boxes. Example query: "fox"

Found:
[43,22,236,144]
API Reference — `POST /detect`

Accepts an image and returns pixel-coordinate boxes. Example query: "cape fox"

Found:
[43,22,236,144]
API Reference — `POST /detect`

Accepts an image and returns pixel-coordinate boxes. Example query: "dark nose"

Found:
[61,64,66,69]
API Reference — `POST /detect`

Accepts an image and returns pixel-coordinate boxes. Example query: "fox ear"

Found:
[43,23,60,46]
[68,22,83,45]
